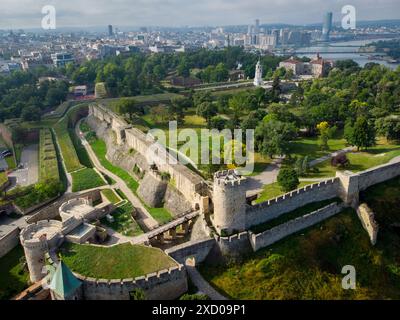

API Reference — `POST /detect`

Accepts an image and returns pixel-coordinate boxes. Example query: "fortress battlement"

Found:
[214,170,246,187]
[20,220,63,247]
[215,231,249,242]
[250,178,339,212]
[72,264,185,288]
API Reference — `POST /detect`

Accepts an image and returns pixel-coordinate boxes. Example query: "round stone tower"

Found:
[20,220,63,283]
[213,170,247,235]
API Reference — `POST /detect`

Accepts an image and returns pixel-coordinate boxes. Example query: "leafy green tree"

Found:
[21,106,41,122]
[345,116,376,151]
[209,116,227,130]
[255,120,297,158]
[197,101,216,126]
[277,168,300,192]
[129,288,146,300]
[295,156,309,176]
[116,98,143,121]
[168,99,185,124]
[375,116,400,141]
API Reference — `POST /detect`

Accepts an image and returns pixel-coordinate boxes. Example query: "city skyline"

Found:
[1,0,400,30]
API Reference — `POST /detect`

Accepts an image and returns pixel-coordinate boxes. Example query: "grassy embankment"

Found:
[89,137,172,224]
[0,246,29,300]
[53,104,105,192]
[200,177,400,299]
[61,242,176,279]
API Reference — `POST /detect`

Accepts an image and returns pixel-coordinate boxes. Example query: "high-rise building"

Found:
[322,12,333,42]
[108,24,113,36]
[255,19,260,34]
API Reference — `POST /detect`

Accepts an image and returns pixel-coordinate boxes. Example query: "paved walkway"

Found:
[75,119,159,230]
[246,147,357,196]
[7,144,39,190]
[185,264,228,300]
[246,158,283,197]
[308,146,356,167]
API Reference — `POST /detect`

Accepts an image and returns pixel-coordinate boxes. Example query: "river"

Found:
[295,38,400,69]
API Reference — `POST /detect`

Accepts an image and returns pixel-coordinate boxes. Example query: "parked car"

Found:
[1,150,12,157]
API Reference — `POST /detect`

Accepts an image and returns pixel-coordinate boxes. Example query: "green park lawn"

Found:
[71,168,105,192]
[101,201,144,236]
[199,205,400,299]
[307,140,400,179]
[287,135,348,161]
[0,246,29,300]
[101,188,121,204]
[61,242,176,279]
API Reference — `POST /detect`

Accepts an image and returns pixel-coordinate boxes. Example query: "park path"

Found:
[75,119,159,230]
[246,146,357,196]
[308,146,356,166]
[185,263,228,300]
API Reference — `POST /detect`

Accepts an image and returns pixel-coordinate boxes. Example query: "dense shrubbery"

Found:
[277,168,299,192]
[39,129,60,182]
[0,69,68,121]
[13,179,63,209]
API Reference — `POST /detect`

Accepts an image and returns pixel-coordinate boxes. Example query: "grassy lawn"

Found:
[71,168,105,192]
[199,206,400,299]
[54,120,84,173]
[0,171,8,186]
[101,201,144,236]
[39,129,60,182]
[52,103,89,173]
[255,181,314,204]
[61,242,176,279]
[250,198,341,234]
[69,129,93,168]
[308,140,400,179]
[288,135,348,161]
[89,138,172,223]
[101,188,121,204]
[0,246,29,300]
[89,138,139,192]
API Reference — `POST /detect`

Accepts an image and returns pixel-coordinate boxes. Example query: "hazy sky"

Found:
[1,0,400,29]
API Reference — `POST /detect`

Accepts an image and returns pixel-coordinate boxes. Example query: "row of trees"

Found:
[0,69,69,122]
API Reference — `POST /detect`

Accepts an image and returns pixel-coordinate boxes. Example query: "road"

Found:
[75,119,159,230]
[7,144,39,189]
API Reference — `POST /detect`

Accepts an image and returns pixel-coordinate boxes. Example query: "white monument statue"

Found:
[253,60,263,87]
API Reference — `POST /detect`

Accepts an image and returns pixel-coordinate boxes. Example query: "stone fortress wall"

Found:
[88,104,207,211]
[245,178,340,229]
[212,158,400,255]
[45,247,188,300]
[249,202,345,251]
[78,264,187,300]
[0,227,20,258]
